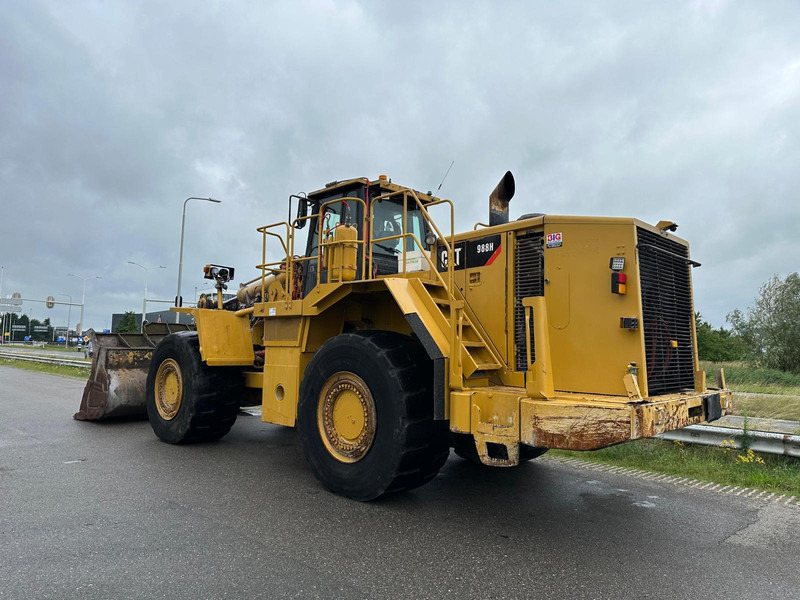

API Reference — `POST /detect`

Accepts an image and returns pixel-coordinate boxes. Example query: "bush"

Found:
[695,313,746,362]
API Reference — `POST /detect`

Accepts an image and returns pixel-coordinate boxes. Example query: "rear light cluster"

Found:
[611,272,627,295]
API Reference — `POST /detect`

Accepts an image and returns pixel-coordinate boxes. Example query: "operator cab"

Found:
[295,177,435,297]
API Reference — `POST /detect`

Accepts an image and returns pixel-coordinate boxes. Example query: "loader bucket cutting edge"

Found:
[74,323,194,421]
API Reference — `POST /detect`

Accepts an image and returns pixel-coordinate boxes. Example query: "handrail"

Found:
[368,190,461,386]
[254,190,465,384]
[369,191,455,297]
[257,222,291,305]
[369,232,450,291]
[315,197,367,289]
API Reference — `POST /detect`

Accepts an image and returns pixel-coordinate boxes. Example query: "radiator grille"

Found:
[637,227,695,396]
[514,233,544,371]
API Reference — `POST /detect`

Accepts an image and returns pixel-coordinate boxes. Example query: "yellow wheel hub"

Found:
[317,372,376,463]
[155,358,183,420]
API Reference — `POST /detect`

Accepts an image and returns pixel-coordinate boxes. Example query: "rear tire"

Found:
[146,331,242,444]
[297,331,449,501]
[451,433,548,464]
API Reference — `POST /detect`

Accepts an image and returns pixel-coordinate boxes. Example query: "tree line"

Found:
[697,272,800,373]
[1,313,61,342]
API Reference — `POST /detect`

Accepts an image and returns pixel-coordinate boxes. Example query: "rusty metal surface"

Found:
[519,389,734,451]
[521,401,633,451]
[74,323,194,421]
[488,170,515,226]
[634,400,694,439]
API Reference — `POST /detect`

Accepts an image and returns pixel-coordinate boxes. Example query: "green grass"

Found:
[732,393,800,422]
[552,438,800,497]
[701,360,800,421]
[701,360,800,396]
[0,357,90,379]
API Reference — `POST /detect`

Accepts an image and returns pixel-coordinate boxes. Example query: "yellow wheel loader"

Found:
[76,173,732,500]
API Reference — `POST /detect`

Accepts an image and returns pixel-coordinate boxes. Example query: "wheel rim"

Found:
[317,371,376,463]
[155,358,183,420]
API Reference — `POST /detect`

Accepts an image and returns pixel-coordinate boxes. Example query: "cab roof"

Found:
[307,177,440,205]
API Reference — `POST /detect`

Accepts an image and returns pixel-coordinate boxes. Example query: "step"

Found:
[463,340,486,348]
[473,361,502,371]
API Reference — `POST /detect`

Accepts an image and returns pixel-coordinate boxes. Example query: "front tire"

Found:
[146,331,242,444]
[297,331,449,501]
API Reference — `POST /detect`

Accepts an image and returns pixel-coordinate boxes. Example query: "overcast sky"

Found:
[1,0,798,332]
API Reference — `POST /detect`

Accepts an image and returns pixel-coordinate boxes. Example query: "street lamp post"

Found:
[68,273,102,338]
[175,197,221,322]
[128,262,167,332]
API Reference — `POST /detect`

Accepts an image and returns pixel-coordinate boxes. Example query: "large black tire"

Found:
[297,331,450,501]
[451,433,548,464]
[146,331,242,444]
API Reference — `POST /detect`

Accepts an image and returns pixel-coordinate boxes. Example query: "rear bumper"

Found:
[449,386,733,465]
[519,389,733,451]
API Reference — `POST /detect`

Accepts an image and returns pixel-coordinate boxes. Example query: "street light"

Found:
[68,273,102,337]
[175,197,221,323]
[58,293,72,345]
[128,262,167,332]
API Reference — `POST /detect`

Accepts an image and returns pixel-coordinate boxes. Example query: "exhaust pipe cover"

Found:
[489,171,515,226]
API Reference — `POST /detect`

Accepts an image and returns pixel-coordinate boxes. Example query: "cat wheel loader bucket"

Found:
[74,322,194,421]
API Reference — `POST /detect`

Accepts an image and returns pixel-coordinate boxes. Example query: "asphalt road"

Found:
[2,365,799,600]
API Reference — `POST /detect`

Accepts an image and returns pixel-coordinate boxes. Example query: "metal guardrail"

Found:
[0,350,91,369]
[658,425,800,458]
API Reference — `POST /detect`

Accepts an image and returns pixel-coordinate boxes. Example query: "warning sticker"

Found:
[546,232,563,248]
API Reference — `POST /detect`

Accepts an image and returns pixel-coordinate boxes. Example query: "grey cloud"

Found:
[1,0,798,330]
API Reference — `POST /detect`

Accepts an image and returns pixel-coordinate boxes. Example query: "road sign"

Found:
[33,325,49,332]
[1,297,22,305]
[12,325,26,331]
[83,336,89,343]
[0,304,22,313]
[54,326,67,332]
[57,336,65,342]
[46,295,55,309]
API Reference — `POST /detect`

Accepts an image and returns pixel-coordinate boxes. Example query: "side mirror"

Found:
[295,199,308,229]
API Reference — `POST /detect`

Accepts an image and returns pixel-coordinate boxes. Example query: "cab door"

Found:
[301,186,366,297]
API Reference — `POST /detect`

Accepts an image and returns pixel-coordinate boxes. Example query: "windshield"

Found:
[371,199,426,256]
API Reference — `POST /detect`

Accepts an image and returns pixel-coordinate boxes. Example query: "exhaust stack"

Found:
[489,171,515,226]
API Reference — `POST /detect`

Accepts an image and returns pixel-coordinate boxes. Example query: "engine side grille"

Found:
[514,233,544,371]
[637,227,695,395]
